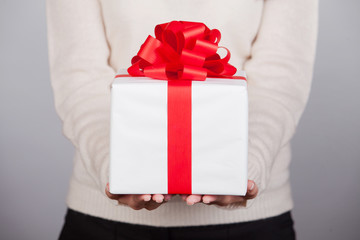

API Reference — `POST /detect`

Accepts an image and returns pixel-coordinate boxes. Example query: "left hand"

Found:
[105,183,173,211]
[180,180,258,207]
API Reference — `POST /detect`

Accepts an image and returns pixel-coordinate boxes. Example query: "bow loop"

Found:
[128,21,237,80]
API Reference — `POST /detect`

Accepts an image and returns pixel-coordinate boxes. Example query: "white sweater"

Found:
[46,0,318,227]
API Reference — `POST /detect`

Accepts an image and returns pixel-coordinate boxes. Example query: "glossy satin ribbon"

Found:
[127,21,237,81]
[125,21,242,194]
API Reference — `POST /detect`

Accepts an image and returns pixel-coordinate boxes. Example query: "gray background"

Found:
[0,0,359,239]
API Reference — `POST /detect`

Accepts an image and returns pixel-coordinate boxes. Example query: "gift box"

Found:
[109,21,248,195]
[109,71,248,195]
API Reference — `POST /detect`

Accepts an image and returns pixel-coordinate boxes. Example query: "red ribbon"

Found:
[125,21,242,194]
[128,21,237,80]
[167,80,192,194]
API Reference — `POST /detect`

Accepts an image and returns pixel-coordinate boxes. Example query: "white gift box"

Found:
[109,71,248,195]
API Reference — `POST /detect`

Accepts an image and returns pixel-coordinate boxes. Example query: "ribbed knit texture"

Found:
[46,0,318,227]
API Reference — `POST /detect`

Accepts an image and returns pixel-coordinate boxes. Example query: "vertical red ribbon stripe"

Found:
[167,80,192,194]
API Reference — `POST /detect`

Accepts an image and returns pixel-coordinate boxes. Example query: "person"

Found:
[46,0,318,239]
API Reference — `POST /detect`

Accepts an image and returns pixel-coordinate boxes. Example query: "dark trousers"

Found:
[59,208,296,240]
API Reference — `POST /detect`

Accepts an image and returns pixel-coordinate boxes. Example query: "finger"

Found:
[152,194,164,203]
[202,195,218,204]
[128,195,149,210]
[185,194,202,205]
[164,194,173,202]
[244,180,258,200]
[210,195,232,206]
[202,195,245,206]
[138,194,152,202]
[145,194,173,210]
[180,194,190,201]
[105,183,121,200]
[144,200,163,211]
[117,194,149,210]
[116,194,133,206]
[104,184,151,210]
[105,189,118,200]
[131,194,151,203]
[215,195,244,206]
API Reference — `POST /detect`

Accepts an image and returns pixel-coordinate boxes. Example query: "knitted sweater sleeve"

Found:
[46,0,115,194]
[217,0,318,209]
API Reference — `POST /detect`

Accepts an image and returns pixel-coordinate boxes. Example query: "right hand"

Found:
[105,183,173,211]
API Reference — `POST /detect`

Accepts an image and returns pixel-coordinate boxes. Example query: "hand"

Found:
[180,180,258,207]
[105,183,173,211]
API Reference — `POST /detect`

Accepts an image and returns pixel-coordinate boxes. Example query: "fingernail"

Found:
[155,196,164,203]
[249,182,255,191]
[203,199,210,204]
[143,195,151,201]
[203,196,216,204]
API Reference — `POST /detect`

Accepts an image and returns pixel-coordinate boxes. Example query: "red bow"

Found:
[128,21,237,80]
